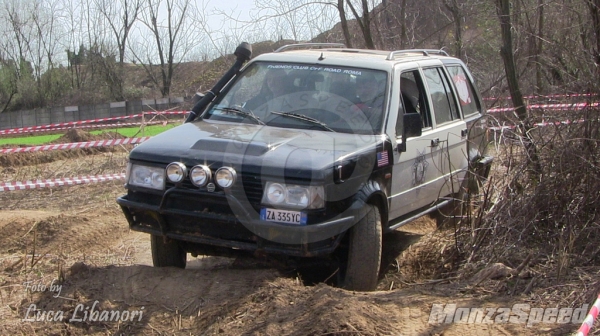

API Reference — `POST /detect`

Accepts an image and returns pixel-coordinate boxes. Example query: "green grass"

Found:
[89,124,177,137]
[0,134,64,146]
[0,124,177,146]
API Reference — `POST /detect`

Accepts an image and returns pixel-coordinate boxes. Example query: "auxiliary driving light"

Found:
[215,167,236,188]
[190,165,211,187]
[166,162,187,183]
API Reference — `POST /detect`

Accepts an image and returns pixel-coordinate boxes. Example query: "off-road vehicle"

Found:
[117,42,493,291]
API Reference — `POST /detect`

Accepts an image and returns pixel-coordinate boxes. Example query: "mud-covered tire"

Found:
[151,235,186,268]
[341,204,382,291]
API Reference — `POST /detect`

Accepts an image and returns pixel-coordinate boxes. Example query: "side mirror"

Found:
[398,112,422,152]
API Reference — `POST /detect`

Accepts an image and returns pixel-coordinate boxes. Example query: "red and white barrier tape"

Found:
[576,294,600,336]
[0,137,151,154]
[0,173,125,192]
[142,111,187,116]
[483,93,597,101]
[488,102,600,113]
[0,111,187,135]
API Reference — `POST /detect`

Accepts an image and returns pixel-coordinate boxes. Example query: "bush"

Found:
[462,101,600,281]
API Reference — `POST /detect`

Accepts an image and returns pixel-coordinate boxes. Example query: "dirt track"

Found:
[0,145,576,335]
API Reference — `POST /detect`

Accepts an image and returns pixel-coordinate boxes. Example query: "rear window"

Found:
[446,65,481,116]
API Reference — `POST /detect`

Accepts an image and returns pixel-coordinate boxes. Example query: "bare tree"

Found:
[345,0,376,48]
[96,0,141,65]
[63,0,87,90]
[441,0,464,59]
[496,0,540,173]
[132,0,200,97]
[95,0,142,100]
[0,57,18,112]
[0,0,62,108]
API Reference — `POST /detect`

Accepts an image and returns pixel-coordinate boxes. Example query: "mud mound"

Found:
[54,129,126,143]
[196,278,399,335]
[15,264,281,335]
[1,149,84,168]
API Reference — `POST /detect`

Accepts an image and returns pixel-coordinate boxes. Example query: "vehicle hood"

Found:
[129,120,383,180]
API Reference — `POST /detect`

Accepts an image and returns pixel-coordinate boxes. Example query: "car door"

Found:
[389,67,443,219]
[388,65,468,221]
[421,66,468,200]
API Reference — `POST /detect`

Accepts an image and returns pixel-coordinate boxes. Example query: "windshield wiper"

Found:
[270,111,335,132]
[215,107,264,125]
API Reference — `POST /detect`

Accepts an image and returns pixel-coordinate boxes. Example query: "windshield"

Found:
[203,62,388,134]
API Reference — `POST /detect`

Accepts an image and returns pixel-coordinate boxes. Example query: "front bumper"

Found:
[117,187,359,257]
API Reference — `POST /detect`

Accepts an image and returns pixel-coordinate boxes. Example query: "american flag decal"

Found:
[377,151,389,167]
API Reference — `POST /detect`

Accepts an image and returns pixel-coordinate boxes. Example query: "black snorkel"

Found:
[185,42,252,123]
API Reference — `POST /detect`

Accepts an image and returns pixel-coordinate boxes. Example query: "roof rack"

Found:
[275,43,346,52]
[386,49,449,60]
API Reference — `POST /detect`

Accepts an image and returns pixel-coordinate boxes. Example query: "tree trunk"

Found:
[400,0,407,48]
[444,0,463,59]
[588,0,600,79]
[496,0,541,173]
[346,0,375,49]
[535,0,545,93]
[337,0,353,48]
[496,0,526,121]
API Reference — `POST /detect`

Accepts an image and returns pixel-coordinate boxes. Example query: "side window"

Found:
[423,67,460,125]
[446,65,481,116]
[396,70,432,136]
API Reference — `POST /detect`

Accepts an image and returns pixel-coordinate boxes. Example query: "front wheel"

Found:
[150,235,186,268]
[340,204,382,291]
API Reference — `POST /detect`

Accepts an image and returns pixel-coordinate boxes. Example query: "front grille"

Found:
[164,167,264,208]
[238,173,264,207]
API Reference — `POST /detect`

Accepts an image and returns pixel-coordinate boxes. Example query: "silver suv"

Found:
[117,43,493,291]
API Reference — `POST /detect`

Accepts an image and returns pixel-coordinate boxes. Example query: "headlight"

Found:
[128,164,165,190]
[266,183,286,204]
[190,165,211,187]
[215,167,236,188]
[261,182,325,209]
[166,162,187,183]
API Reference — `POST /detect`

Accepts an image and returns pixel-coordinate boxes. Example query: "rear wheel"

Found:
[151,235,186,268]
[340,204,382,291]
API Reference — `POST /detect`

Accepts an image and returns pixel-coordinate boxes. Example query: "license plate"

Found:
[260,208,307,225]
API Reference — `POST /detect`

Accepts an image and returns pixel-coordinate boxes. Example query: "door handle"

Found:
[431,138,439,147]
[461,128,468,137]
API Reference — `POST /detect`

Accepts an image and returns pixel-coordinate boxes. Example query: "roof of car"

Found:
[251,44,455,71]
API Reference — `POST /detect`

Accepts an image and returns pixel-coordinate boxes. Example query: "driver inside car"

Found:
[244,68,290,112]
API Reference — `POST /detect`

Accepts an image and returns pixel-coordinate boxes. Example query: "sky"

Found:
[199,0,341,51]
[204,0,257,34]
